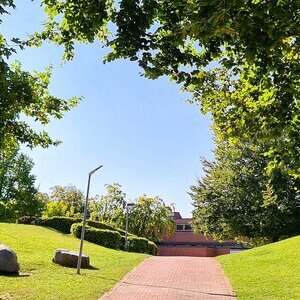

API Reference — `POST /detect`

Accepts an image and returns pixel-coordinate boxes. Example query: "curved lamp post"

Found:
[124,202,136,251]
[77,165,103,275]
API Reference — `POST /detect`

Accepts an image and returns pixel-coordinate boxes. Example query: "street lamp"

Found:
[76,165,103,275]
[124,202,136,251]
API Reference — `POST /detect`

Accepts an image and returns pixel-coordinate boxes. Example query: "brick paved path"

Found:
[100,257,236,300]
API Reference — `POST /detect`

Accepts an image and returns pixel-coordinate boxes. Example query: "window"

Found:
[175,224,193,231]
[176,224,184,231]
[184,224,192,231]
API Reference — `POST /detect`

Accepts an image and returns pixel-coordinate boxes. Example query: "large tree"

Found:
[89,183,127,227]
[42,185,85,217]
[190,138,300,245]
[88,183,175,242]
[129,195,175,242]
[0,1,79,153]
[31,0,300,177]
[0,146,44,221]
[3,1,300,176]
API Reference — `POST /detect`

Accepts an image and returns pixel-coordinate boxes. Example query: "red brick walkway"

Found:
[100,257,236,299]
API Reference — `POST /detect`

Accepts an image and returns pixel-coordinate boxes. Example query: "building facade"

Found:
[158,212,244,257]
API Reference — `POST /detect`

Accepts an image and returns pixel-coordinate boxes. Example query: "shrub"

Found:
[87,220,127,236]
[71,223,122,249]
[17,216,37,224]
[147,241,158,255]
[38,216,82,233]
[126,236,149,253]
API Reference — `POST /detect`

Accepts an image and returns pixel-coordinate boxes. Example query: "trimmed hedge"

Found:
[148,241,158,255]
[37,217,82,234]
[17,216,37,224]
[71,223,122,250]
[126,236,149,253]
[86,220,127,236]
[32,216,157,255]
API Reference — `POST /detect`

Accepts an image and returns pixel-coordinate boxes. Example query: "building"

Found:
[158,212,245,257]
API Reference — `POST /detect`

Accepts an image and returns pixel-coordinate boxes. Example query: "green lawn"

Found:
[0,223,148,300]
[217,236,300,300]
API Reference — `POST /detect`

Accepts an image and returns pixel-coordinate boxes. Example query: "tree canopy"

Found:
[24,0,299,177]
[3,0,300,175]
[128,195,175,242]
[0,146,44,221]
[190,137,300,244]
[89,183,127,228]
[0,1,79,152]
[2,1,300,242]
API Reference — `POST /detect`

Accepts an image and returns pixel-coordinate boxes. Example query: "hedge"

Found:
[126,236,149,253]
[17,216,37,224]
[71,223,122,250]
[29,216,157,255]
[148,241,158,255]
[36,217,82,234]
[86,220,127,236]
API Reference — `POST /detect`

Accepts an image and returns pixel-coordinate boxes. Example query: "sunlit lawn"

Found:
[218,235,300,300]
[0,223,148,300]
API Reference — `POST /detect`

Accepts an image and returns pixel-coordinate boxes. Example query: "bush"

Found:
[71,223,122,249]
[147,241,158,255]
[126,236,149,253]
[38,216,82,233]
[87,220,127,236]
[17,216,37,224]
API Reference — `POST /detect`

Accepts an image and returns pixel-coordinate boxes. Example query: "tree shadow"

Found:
[87,265,99,271]
[53,262,100,270]
[0,271,30,277]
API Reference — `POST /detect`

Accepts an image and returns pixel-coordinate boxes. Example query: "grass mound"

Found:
[0,223,148,300]
[217,235,300,300]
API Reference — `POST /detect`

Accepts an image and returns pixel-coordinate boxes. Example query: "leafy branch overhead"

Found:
[33,0,300,177]
[0,1,80,151]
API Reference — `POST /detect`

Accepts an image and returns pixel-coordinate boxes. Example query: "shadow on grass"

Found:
[53,262,100,271]
[88,265,99,270]
[0,271,30,277]
[42,226,70,235]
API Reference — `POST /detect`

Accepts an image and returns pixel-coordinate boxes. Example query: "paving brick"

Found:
[100,256,236,300]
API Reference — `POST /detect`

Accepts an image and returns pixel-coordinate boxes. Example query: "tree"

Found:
[0,1,79,153]
[190,138,300,245]
[90,183,126,227]
[49,185,84,213]
[32,0,300,178]
[0,146,43,221]
[3,1,299,176]
[43,200,69,218]
[42,185,84,217]
[88,183,174,242]
[129,195,175,242]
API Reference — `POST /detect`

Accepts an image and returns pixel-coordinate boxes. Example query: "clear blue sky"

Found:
[2,1,214,217]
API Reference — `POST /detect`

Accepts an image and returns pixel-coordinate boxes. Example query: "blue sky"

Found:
[2,1,214,217]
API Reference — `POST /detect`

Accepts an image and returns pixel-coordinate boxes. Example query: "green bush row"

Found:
[21,216,127,236]
[86,220,127,236]
[147,241,158,255]
[126,236,158,255]
[72,222,157,254]
[35,217,82,234]
[71,223,122,249]
[18,215,157,255]
[17,216,37,224]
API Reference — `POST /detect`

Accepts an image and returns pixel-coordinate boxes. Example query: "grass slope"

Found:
[217,236,300,300]
[0,223,148,300]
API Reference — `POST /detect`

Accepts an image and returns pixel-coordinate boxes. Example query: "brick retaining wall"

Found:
[157,245,230,257]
